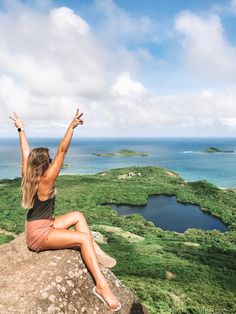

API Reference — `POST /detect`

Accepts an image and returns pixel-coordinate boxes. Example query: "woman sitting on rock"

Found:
[9,110,121,312]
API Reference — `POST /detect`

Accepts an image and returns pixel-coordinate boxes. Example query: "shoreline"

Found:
[1,137,236,187]
[1,170,236,191]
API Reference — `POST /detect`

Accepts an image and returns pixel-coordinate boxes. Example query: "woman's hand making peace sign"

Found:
[70,108,84,129]
[9,112,24,129]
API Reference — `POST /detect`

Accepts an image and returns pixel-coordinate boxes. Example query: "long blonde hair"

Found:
[21,147,52,209]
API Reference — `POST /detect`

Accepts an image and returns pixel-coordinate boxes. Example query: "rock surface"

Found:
[0,232,148,314]
[117,172,142,180]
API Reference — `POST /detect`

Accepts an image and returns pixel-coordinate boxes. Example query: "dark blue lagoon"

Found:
[104,195,228,233]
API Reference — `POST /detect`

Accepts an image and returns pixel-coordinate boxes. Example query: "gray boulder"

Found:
[0,232,148,314]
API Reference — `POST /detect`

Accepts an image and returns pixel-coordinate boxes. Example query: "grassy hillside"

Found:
[0,166,236,313]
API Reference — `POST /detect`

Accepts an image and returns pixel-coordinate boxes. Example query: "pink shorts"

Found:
[25,216,55,253]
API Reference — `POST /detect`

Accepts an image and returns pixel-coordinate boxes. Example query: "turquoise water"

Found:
[0,137,236,187]
[104,195,229,233]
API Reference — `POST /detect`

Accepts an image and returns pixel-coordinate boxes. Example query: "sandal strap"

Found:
[94,287,120,306]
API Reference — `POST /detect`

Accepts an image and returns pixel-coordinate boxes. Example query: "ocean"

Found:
[0,137,236,188]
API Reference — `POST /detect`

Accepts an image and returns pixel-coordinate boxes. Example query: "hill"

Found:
[0,166,236,313]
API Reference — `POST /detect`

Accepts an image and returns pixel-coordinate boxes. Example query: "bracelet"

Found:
[18,127,25,132]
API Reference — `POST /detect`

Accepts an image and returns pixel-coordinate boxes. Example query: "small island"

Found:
[204,147,234,153]
[92,149,149,157]
[62,163,69,169]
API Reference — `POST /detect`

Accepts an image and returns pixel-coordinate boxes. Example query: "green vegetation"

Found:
[204,147,234,153]
[0,166,236,313]
[92,149,149,156]
[0,233,15,245]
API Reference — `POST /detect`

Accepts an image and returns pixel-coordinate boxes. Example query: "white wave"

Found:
[182,151,203,154]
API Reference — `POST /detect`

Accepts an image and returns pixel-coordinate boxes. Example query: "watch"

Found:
[18,127,25,132]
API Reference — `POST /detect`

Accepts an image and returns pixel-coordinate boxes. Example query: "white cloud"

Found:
[0,76,29,114]
[112,72,145,96]
[220,117,236,128]
[0,0,153,137]
[175,11,236,82]
[1,1,236,138]
[0,5,108,98]
[94,0,153,41]
[201,90,213,98]
[50,7,89,34]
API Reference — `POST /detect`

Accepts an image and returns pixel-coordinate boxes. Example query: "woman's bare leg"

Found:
[53,211,110,256]
[43,228,120,310]
[73,212,109,255]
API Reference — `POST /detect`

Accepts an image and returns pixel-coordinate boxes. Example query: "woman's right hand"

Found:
[70,108,84,129]
[43,108,84,183]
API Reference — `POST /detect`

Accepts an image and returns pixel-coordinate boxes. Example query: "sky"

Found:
[0,0,236,137]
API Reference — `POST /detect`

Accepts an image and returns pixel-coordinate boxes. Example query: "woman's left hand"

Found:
[9,112,24,129]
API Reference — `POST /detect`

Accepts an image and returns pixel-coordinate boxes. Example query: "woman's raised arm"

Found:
[9,112,30,177]
[43,108,84,183]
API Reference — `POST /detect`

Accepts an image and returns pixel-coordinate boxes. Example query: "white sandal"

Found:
[92,286,121,312]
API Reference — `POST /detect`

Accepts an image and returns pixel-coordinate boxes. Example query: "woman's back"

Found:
[26,170,56,221]
[37,173,56,201]
[26,187,56,222]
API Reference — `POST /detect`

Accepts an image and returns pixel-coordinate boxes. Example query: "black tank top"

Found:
[27,192,55,222]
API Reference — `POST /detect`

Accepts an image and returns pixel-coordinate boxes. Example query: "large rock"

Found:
[0,232,148,314]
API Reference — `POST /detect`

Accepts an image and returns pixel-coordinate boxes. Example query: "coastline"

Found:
[1,136,236,187]
[1,171,236,191]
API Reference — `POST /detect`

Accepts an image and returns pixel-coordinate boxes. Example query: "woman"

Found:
[9,110,121,312]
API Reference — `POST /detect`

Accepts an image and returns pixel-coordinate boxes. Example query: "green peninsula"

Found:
[92,149,149,157]
[0,166,235,313]
[204,146,234,153]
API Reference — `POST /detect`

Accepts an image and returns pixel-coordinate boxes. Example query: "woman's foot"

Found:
[93,281,121,312]
[93,241,117,268]
[96,252,117,268]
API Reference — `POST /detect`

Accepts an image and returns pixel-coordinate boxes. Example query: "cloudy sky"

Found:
[1,0,236,137]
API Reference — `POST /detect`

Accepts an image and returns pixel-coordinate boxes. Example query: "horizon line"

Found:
[1,136,236,139]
